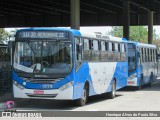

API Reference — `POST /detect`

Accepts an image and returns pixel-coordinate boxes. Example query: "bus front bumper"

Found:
[13,84,73,100]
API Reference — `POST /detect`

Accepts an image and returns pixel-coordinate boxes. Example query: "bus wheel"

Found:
[137,75,143,90]
[76,84,88,106]
[148,73,153,87]
[108,80,116,99]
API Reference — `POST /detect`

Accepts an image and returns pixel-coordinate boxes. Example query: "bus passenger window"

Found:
[150,49,152,62]
[153,49,156,62]
[84,39,89,50]
[148,49,150,62]
[108,42,112,52]
[101,41,105,51]
[115,43,118,52]
[115,43,120,61]
[92,40,99,50]
[91,40,100,62]
[143,48,145,62]
[101,41,108,62]
[108,42,115,61]
[141,48,143,62]
[83,38,91,61]
[121,44,126,62]
[146,48,148,62]
[138,48,141,65]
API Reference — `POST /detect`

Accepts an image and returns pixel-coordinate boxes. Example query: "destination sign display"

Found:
[17,31,69,39]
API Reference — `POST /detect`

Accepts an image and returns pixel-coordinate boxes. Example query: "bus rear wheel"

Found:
[148,73,153,87]
[108,80,116,99]
[76,84,88,106]
[137,75,143,90]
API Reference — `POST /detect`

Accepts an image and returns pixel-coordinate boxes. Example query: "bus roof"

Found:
[17,28,156,48]
[127,40,156,48]
[80,31,126,42]
[17,27,126,42]
[17,27,81,37]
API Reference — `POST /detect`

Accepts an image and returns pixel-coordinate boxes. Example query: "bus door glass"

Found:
[75,37,82,70]
[128,43,136,73]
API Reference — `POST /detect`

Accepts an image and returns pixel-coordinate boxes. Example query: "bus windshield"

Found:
[13,40,72,75]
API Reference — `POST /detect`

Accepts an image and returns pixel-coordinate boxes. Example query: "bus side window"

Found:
[146,48,148,62]
[148,48,150,62]
[115,43,120,61]
[152,49,154,62]
[83,38,91,61]
[144,48,146,62]
[121,43,126,62]
[108,42,113,61]
[83,38,89,50]
[143,48,146,63]
[101,41,108,62]
[154,49,156,62]
[150,49,153,62]
[138,48,141,65]
[91,40,100,62]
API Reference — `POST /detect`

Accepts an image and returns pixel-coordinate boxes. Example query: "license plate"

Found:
[34,90,44,94]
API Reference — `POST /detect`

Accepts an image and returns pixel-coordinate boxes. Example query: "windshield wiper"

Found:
[27,41,36,54]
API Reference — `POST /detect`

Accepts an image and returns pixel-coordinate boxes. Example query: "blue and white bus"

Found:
[12,28,128,106]
[127,41,157,89]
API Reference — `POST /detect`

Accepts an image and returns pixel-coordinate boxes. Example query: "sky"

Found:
[5,26,160,36]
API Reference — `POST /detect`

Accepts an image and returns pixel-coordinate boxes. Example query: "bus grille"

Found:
[26,93,58,98]
[21,77,63,84]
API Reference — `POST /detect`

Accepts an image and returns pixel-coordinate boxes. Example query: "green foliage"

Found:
[0,28,9,43]
[108,26,157,44]
[130,26,148,43]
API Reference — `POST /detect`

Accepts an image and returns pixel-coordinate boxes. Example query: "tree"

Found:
[108,26,157,43]
[0,28,9,43]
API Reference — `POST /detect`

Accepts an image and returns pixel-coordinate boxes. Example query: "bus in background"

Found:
[0,43,12,95]
[127,42,157,89]
[12,28,128,106]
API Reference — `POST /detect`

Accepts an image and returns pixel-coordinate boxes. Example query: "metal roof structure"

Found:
[0,0,160,27]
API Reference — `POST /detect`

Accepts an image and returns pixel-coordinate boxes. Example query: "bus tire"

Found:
[108,80,116,99]
[137,75,143,90]
[148,73,153,87]
[76,84,88,106]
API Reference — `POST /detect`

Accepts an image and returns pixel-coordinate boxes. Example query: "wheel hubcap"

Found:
[82,89,86,102]
[112,83,116,96]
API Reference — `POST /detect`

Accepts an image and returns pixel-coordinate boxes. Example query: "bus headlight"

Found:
[13,81,24,90]
[60,81,73,91]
